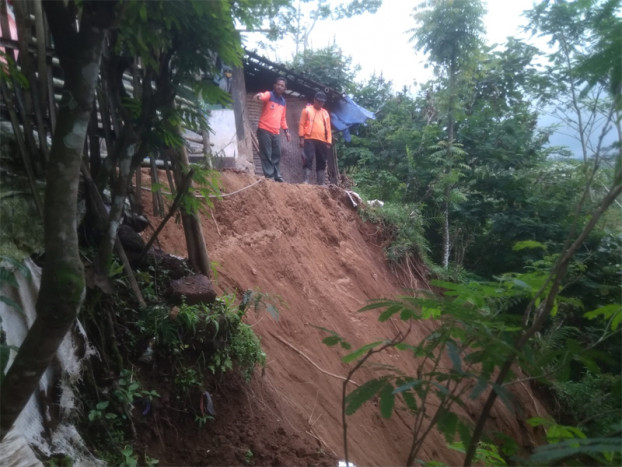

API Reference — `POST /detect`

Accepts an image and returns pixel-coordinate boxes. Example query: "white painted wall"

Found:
[207,109,238,159]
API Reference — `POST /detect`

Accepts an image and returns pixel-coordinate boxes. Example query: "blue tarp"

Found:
[329,95,375,142]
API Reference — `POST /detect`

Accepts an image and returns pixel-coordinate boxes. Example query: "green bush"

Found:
[553,372,622,437]
[359,201,431,270]
[136,294,266,381]
[230,321,266,382]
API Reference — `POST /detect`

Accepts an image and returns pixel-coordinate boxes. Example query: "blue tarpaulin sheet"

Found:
[329,96,375,142]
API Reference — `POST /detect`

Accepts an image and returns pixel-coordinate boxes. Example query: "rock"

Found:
[144,248,190,280]
[167,274,217,305]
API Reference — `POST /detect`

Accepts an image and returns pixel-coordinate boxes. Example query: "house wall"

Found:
[231,67,254,171]
[207,109,238,159]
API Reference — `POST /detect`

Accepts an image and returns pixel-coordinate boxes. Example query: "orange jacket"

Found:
[257,91,288,134]
[298,105,332,144]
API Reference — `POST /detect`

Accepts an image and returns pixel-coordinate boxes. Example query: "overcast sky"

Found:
[306,0,539,90]
[243,0,540,91]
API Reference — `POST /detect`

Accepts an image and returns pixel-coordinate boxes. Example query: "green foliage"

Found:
[88,401,115,422]
[244,448,254,465]
[289,44,359,94]
[174,367,203,399]
[352,170,405,202]
[527,0,621,103]
[525,418,621,465]
[345,377,392,417]
[229,322,266,382]
[448,440,507,466]
[155,166,222,218]
[88,369,159,423]
[527,436,622,466]
[45,454,74,467]
[575,0,622,106]
[120,445,138,467]
[358,202,431,269]
[410,0,485,70]
[137,294,267,383]
[194,413,214,430]
[525,0,619,165]
[552,372,622,437]
[585,303,622,331]
[239,288,283,321]
[0,51,28,87]
[339,88,433,188]
[314,325,352,350]
[115,369,160,407]
[320,257,622,464]
[117,0,243,83]
[321,280,525,462]
[85,369,160,465]
[350,73,394,113]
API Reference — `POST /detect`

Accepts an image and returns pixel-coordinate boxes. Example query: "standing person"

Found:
[254,77,291,182]
[298,91,332,185]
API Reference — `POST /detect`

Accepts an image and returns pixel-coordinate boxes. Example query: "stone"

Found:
[167,274,217,305]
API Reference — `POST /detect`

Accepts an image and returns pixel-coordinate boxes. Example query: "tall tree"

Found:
[455,39,550,275]
[464,1,622,463]
[410,0,485,268]
[96,0,245,278]
[0,0,280,439]
[289,43,359,93]
[90,0,277,278]
[0,0,117,439]
[526,0,621,168]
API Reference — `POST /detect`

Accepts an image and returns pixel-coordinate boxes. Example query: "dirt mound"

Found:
[138,169,547,466]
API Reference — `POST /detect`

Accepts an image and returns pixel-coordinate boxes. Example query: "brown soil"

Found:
[135,169,548,466]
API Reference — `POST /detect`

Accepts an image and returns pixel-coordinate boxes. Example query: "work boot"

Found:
[303,168,311,184]
[316,170,325,186]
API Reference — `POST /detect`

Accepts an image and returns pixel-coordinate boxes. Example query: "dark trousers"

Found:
[303,139,329,171]
[257,128,282,179]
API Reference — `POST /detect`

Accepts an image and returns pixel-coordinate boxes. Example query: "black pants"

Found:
[303,139,329,171]
[257,128,282,179]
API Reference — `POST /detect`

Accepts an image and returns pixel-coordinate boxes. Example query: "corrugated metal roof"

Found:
[243,49,343,107]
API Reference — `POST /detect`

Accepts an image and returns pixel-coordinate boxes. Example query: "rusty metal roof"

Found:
[243,49,343,108]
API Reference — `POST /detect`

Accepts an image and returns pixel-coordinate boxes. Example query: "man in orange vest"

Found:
[254,77,291,182]
[298,92,332,185]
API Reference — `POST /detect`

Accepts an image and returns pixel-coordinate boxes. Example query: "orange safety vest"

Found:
[298,105,332,144]
[258,91,288,134]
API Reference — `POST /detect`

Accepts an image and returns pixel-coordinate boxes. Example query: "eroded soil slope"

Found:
[139,169,547,466]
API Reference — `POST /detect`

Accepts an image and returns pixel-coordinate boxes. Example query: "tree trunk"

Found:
[169,127,211,277]
[442,193,450,269]
[0,0,115,440]
[442,59,457,270]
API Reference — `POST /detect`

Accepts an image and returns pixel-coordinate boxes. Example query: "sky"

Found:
[244,0,541,92]
[307,0,540,90]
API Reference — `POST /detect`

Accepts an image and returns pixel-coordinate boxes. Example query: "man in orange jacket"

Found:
[298,91,332,185]
[254,77,291,182]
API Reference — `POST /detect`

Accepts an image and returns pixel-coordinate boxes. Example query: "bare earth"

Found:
[136,169,547,466]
